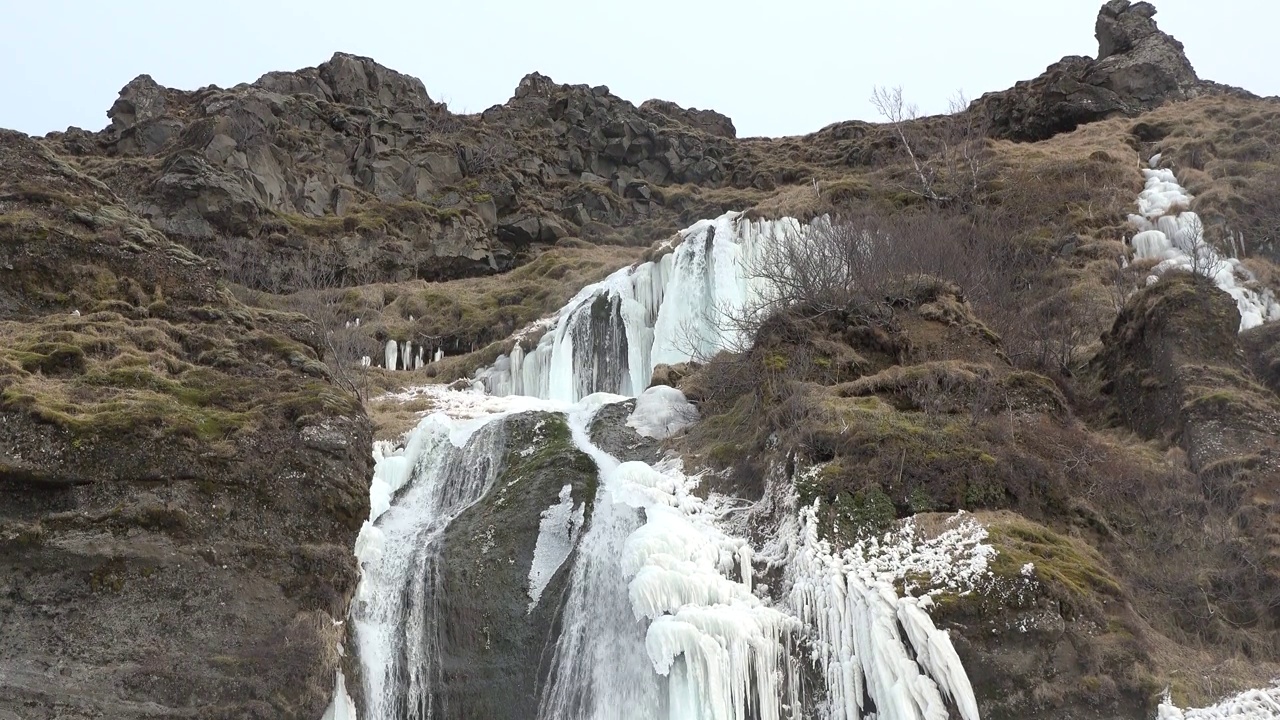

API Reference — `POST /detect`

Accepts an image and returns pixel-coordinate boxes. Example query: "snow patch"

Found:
[527,484,586,612]
[627,385,699,439]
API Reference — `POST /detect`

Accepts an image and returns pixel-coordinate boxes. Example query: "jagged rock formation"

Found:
[46,56,753,292]
[975,0,1244,142]
[0,130,371,719]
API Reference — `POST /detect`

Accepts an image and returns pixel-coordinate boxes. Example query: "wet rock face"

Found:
[976,0,1233,142]
[428,407,659,719]
[434,412,597,720]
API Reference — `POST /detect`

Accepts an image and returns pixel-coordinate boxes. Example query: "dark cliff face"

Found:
[0,130,372,719]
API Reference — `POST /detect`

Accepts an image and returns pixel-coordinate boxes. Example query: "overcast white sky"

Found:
[2,0,1275,139]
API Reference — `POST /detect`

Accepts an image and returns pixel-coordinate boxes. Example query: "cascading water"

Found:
[346,211,989,720]
[352,414,510,719]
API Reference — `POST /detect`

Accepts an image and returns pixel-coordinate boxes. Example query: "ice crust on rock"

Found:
[320,670,358,720]
[1128,165,1280,331]
[527,484,586,612]
[1158,686,1280,719]
[627,385,699,439]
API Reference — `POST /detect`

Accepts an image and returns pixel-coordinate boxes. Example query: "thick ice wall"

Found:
[475,212,807,401]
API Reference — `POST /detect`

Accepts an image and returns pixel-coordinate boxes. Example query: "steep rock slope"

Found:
[0,131,370,719]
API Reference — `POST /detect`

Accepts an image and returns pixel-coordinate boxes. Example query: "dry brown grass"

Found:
[365,393,436,441]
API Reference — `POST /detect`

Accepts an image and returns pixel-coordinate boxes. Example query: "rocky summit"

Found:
[3,2,1280,720]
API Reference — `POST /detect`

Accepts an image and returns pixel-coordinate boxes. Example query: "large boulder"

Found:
[975,0,1234,141]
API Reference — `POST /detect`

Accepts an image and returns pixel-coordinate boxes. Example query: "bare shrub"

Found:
[459,137,518,176]
[272,290,381,402]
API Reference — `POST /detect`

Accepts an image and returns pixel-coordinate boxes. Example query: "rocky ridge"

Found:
[975,0,1251,142]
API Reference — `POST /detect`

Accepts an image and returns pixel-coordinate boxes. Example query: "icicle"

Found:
[434,348,444,363]
[384,339,398,371]
[789,501,989,720]
[360,356,371,368]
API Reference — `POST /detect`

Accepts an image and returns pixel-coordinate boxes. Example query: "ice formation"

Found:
[348,210,997,720]
[626,385,699,440]
[538,400,803,720]
[1157,686,1280,719]
[383,339,398,371]
[1128,164,1280,330]
[320,671,358,720]
[790,497,989,720]
[475,212,800,401]
[527,483,587,612]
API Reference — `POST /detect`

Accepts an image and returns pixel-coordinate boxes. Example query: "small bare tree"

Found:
[870,86,991,208]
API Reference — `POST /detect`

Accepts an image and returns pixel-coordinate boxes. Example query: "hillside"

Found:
[3,1,1280,718]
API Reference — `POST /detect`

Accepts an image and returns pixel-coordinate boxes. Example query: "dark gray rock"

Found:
[974,0,1238,142]
[640,98,737,139]
[108,75,167,133]
[436,412,598,720]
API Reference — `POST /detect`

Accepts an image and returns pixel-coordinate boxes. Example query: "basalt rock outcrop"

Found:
[975,0,1243,142]
[45,56,747,292]
[1093,273,1280,648]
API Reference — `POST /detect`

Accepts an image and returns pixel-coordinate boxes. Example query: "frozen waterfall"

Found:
[474,212,799,401]
[1128,163,1280,330]
[347,210,988,720]
[536,396,803,720]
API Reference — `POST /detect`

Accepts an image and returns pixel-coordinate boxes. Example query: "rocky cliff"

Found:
[0,130,371,718]
[47,55,756,294]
